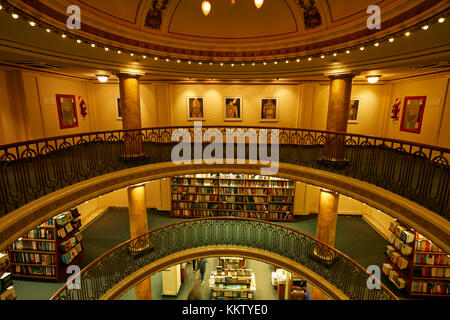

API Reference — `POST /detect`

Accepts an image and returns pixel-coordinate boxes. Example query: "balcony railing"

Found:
[50,217,398,300]
[0,126,449,220]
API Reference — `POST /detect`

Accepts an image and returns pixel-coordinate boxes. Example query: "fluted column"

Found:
[118,73,144,158]
[127,184,151,300]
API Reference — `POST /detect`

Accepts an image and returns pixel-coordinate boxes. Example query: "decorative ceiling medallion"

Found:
[297,0,322,29]
[145,0,169,29]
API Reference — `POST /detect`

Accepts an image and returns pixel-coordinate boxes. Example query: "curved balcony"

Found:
[50,217,397,300]
[1,126,448,217]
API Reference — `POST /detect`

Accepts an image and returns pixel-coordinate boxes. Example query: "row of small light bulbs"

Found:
[0,3,447,68]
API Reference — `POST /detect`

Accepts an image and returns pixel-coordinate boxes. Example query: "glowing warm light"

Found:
[0,5,3,10]
[91,43,96,48]
[389,38,394,42]
[29,21,36,27]
[188,61,192,64]
[274,61,278,64]
[252,62,256,66]
[308,57,312,61]
[105,47,109,51]
[62,34,67,38]
[263,62,267,65]
[130,53,134,56]
[46,29,51,33]
[321,55,325,59]
[374,42,380,47]
[360,46,365,51]
[296,59,300,62]
[438,17,445,23]
[366,75,381,84]
[154,57,158,60]
[177,60,181,63]
[231,63,235,67]
[199,62,202,65]
[405,31,411,37]
[202,0,211,16]
[422,25,429,30]
[285,60,289,64]
[346,50,350,54]
[12,13,19,19]
[97,75,109,83]
[118,50,122,54]
[254,0,264,9]
[333,53,337,56]
[220,62,224,66]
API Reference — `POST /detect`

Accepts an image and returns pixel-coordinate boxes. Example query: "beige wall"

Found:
[1,69,449,151]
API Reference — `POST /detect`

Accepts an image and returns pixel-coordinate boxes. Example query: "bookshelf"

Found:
[0,251,15,300]
[171,173,295,222]
[8,208,85,283]
[209,268,256,300]
[383,221,450,298]
[218,257,246,270]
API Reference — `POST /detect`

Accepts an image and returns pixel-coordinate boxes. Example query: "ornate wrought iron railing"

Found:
[0,126,449,219]
[50,217,398,300]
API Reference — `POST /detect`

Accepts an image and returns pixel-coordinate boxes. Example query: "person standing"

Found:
[199,258,208,285]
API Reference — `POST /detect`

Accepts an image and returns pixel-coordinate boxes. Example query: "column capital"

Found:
[327,73,358,81]
[116,72,143,80]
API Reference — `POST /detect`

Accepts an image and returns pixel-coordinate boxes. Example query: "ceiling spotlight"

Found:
[422,25,429,30]
[210,62,213,65]
[296,58,300,62]
[360,46,365,51]
[285,60,289,64]
[366,75,381,84]
[202,0,211,16]
[177,60,181,63]
[333,53,337,56]
[346,50,350,54]
[97,75,109,83]
[242,63,245,66]
[62,34,67,38]
[188,61,192,64]
[130,53,134,56]
[274,61,278,64]
[142,55,146,58]
[389,38,395,43]
[29,21,36,27]
[263,62,267,65]
[0,5,3,10]
[166,58,170,62]
[12,13,19,19]
[105,47,109,51]
[438,17,445,23]
[77,39,82,44]
[199,61,202,65]
[46,29,51,33]
[321,55,325,59]
[118,50,122,54]
[252,62,256,66]
[308,57,312,61]
[254,0,264,9]
[154,57,158,60]
[405,31,411,37]
[231,63,235,67]
[220,62,224,66]
[91,43,96,48]
[374,42,380,47]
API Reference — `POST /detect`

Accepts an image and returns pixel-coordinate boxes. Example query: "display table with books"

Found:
[0,252,16,300]
[209,268,256,300]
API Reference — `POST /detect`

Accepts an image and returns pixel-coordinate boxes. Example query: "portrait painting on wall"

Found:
[400,96,426,134]
[260,98,278,122]
[187,97,205,120]
[348,99,360,123]
[56,94,78,129]
[224,97,242,121]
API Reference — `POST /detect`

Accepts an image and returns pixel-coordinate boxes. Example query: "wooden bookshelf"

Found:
[171,173,295,222]
[383,221,450,298]
[8,207,85,283]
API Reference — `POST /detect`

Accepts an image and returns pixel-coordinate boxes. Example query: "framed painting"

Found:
[400,96,426,134]
[260,98,278,122]
[116,97,122,120]
[224,97,243,121]
[56,94,78,129]
[348,99,360,123]
[187,97,205,121]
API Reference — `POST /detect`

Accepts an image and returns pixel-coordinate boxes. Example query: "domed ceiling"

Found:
[0,0,448,80]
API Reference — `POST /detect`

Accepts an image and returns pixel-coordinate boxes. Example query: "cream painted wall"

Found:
[382,75,450,148]
[169,84,301,128]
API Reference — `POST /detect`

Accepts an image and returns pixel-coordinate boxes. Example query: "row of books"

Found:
[14,265,56,276]
[61,243,83,265]
[268,188,294,195]
[12,240,55,252]
[269,196,294,202]
[388,221,415,244]
[172,210,216,217]
[220,181,245,187]
[172,194,219,201]
[244,188,267,195]
[39,219,54,227]
[382,264,406,289]
[246,212,292,220]
[245,181,267,187]
[25,228,55,240]
[173,178,218,186]
[11,252,55,266]
[413,266,450,278]
[246,196,267,203]
[388,234,413,256]
[173,202,219,209]
[219,196,245,202]
[411,280,449,295]
[220,187,242,195]
[415,239,445,253]
[268,181,294,188]
[414,254,449,266]
[0,273,15,300]
[270,205,293,212]
[385,248,409,270]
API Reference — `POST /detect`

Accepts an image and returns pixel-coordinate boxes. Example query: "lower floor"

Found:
[11,207,407,300]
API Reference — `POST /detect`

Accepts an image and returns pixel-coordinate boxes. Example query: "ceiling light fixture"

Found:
[46,29,51,33]
[296,59,300,62]
[405,31,411,37]
[438,17,445,23]
[321,55,325,59]
[422,25,429,30]
[118,50,121,54]
[202,0,211,16]
[366,75,381,84]
[91,43,96,48]
[360,46,365,51]
[333,53,337,56]
[97,75,109,83]
[346,50,350,54]
[254,0,264,9]
[105,47,109,51]
[29,21,36,27]
[374,42,380,47]
[389,37,394,42]
[62,34,67,38]
[143,55,146,58]
[12,13,19,19]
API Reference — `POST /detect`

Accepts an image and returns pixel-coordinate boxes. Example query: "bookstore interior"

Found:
[0,0,449,302]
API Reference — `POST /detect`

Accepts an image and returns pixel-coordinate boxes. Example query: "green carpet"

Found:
[12,209,399,300]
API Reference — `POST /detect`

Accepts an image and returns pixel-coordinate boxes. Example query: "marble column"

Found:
[127,184,152,300]
[321,74,355,163]
[118,73,144,158]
